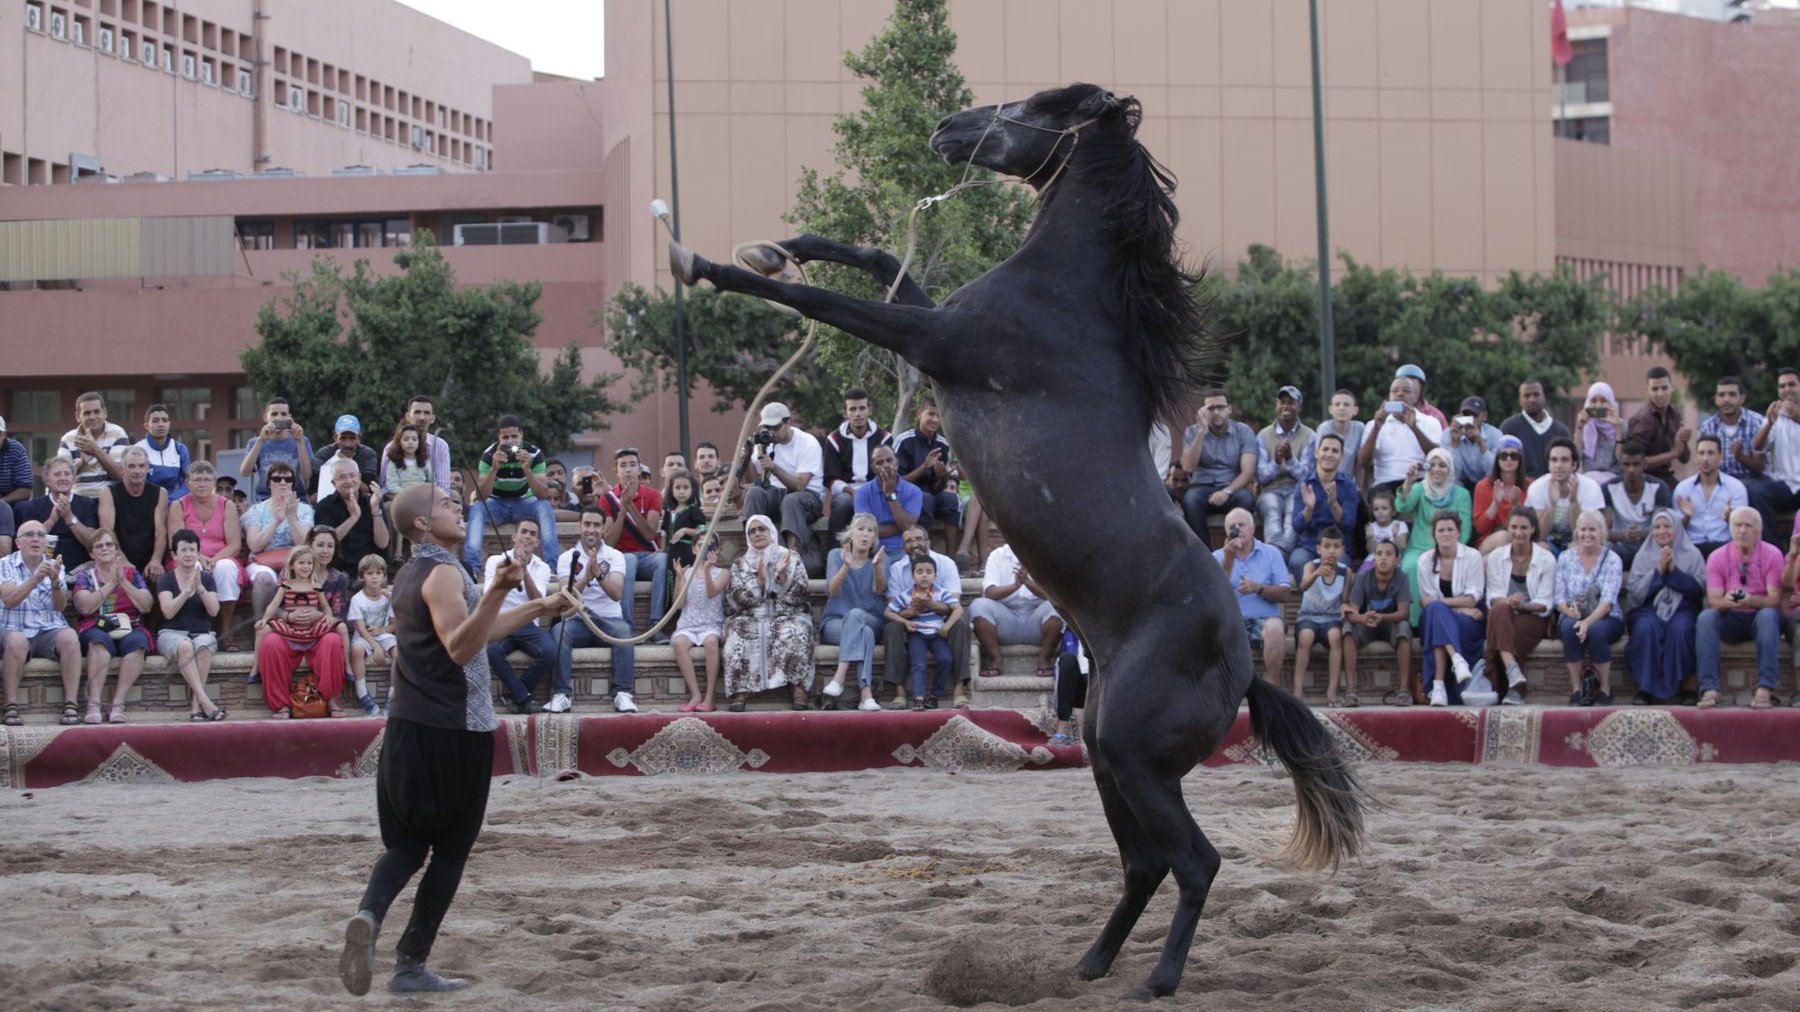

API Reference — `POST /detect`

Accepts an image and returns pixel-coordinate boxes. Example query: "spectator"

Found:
[0,414,32,505]
[345,555,394,717]
[1627,366,1691,486]
[1578,382,1622,484]
[483,520,558,715]
[1362,490,1408,570]
[854,445,923,555]
[1414,510,1486,707]
[1749,366,1800,544]
[1164,462,1190,505]
[660,469,706,569]
[1047,630,1087,746]
[893,400,964,565]
[700,474,725,515]
[1441,396,1501,489]
[377,396,453,494]
[313,415,379,502]
[882,525,970,709]
[166,461,244,649]
[545,458,570,492]
[71,529,156,724]
[135,403,191,501]
[1254,385,1313,553]
[824,387,893,544]
[13,457,101,570]
[971,533,1064,680]
[241,461,315,676]
[693,441,723,485]
[1525,437,1606,554]
[1179,389,1257,548]
[1291,526,1348,704]
[598,446,668,639]
[253,546,347,718]
[1360,377,1444,495]
[1472,435,1530,554]
[1500,378,1572,478]
[1604,442,1671,569]
[449,468,475,514]
[886,553,963,711]
[1212,507,1291,688]
[57,391,130,496]
[158,529,227,721]
[465,415,560,574]
[98,447,169,582]
[1483,506,1555,705]
[1288,432,1360,581]
[744,402,827,571]
[307,529,354,656]
[1341,540,1412,707]
[1555,509,1625,707]
[381,423,434,499]
[1672,435,1746,558]
[568,466,602,512]
[818,514,889,711]
[723,515,816,711]
[671,535,729,713]
[660,451,687,486]
[0,521,82,726]
[1394,364,1448,427]
[1698,375,1767,489]
[1396,448,1472,619]
[552,507,636,714]
[315,462,390,571]
[1697,507,1785,709]
[1625,509,1705,706]
[1302,389,1366,482]
[239,397,314,503]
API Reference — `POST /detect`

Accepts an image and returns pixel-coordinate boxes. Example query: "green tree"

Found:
[243,232,618,468]
[1624,267,1800,409]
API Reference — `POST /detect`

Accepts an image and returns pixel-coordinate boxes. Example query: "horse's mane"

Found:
[1031,84,1214,426]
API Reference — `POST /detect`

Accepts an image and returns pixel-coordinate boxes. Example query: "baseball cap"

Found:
[335,414,361,436]
[1395,364,1427,383]
[758,402,791,427]
[1277,385,1304,403]
[1460,396,1488,415]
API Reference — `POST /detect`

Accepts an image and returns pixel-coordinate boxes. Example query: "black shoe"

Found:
[1678,688,1700,706]
[1575,668,1600,706]
[923,696,940,710]
[1633,690,1654,706]
[507,696,535,715]
[1593,692,1614,707]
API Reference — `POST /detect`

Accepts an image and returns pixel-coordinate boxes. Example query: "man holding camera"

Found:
[1360,376,1444,497]
[598,447,668,639]
[239,398,314,504]
[313,415,381,502]
[1441,396,1503,489]
[744,402,826,571]
[1696,507,1784,709]
[1212,507,1292,687]
[463,415,560,576]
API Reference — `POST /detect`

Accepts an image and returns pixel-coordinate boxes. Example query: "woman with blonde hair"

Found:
[1556,508,1625,706]
[818,512,889,710]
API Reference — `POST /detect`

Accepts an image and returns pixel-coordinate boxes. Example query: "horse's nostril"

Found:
[935,115,954,133]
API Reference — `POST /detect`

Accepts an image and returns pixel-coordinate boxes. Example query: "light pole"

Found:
[658,0,690,457]
[1308,0,1336,407]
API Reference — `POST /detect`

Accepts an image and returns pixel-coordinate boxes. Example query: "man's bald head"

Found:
[393,484,440,541]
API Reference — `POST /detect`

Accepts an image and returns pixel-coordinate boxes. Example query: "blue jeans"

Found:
[464,495,559,573]
[821,608,884,688]
[486,624,561,704]
[1558,613,1624,664]
[621,551,668,633]
[553,613,635,696]
[1696,607,1781,692]
[1181,482,1253,549]
[1419,602,1484,704]
[1256,486,1297,553]
[908,631,954,699]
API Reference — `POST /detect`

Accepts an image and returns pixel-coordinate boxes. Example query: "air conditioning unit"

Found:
[289,88,305,113]
[551,213,591,241]
[498,215,534,224]
[97,27,113,52]
[161,46,173,71]
[452,222,569,247]
[73,21,86,46]
[336,103,350,127]
[181,54,196,78]
[237,68,253,95]
[202,62,215,85]
[393,163,443,176]
[25,5,42,32]
[141,39,156,64]
[50,11,66,39]
[474,148,488,170]
[410,125,424,149]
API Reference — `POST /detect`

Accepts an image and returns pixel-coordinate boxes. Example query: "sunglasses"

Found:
[268,474,294,484]
[1498,452,1521,460]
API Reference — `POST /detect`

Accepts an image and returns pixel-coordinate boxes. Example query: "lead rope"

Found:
[565,112,1094,647]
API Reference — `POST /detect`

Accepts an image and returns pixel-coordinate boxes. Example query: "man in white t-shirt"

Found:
[550,508,636,714]
[483,519,558,715]
[1524,436,1606,552]
[743,401,826,570]
[1358,377,1444,493]
[970,538,1064,680]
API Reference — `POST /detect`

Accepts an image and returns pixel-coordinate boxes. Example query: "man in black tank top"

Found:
[340,485,567,996]
[98,447,168,580]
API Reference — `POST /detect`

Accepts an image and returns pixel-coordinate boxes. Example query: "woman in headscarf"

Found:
[722,514,817,711]
[1624,508,1706,705]
[1396,446,1472,623]
[1580,382,1621,484]
[1472,435,1531,555]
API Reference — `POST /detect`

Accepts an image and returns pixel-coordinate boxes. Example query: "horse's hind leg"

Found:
[1109,762,1223,999]
[1075,761,1169,982]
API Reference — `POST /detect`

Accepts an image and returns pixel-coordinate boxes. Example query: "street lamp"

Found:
[1308,0,1336,406]
[651,198,690,459]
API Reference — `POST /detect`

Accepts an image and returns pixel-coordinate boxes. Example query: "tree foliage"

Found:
[1622,267,1800,409]
[1201,245,1606,428]
[243,232,619,468]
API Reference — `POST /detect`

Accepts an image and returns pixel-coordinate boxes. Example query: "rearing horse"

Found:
[671,83,1368,999]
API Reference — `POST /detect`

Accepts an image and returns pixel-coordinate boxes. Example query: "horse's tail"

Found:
[1244,678,1368,873]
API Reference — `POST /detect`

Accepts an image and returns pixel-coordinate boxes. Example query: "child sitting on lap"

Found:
[885,554,963,711]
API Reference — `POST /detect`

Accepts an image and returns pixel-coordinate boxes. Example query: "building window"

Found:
[158,385,213,460]
[100,389,136,427]
[231,385,262,421]
[384,218,412,247]
[1557,38,1609,106]
[1555,116,1610,145]
[10,390,60,427]
[238,219,275,250]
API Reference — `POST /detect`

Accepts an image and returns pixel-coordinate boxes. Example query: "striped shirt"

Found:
[0,438,31,498]
[1698,409,1766,481]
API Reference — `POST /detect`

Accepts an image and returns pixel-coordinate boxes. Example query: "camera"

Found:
[1453,415,1474,428]
[751,427,777,448]
[502,443,521,460]
[1732,587,1747,602]
[577,475,596,493]
[1585,406,1607,418]
[274,418,293,431]
[1384,401,1406,416]
[1227,524,1242,541]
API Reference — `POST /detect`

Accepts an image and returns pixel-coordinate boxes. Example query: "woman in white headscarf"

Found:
[722,515,817,711]
[1397,446,1472,623]
[1624,508,1706,705]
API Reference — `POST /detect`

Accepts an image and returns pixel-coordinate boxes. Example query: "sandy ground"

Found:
[2,763,1799,1012]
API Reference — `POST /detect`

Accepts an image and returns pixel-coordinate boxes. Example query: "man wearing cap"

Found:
[1254,386,1314,553]
[744,401,826,567]
[240,397,314,503]
[314,415,381,503]
[1626,366,1692,487]
[1395,365,1448,428]
[1442,396,1503,488]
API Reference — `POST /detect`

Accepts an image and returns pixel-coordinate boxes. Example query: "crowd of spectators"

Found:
[8,363,1800,726]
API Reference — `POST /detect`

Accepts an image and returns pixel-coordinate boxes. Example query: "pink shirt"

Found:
[1704,541,1785,611]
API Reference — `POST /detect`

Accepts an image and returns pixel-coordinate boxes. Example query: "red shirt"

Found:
[603,484,663,553]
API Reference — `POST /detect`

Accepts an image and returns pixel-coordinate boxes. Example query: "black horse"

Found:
[671,83,1367,999]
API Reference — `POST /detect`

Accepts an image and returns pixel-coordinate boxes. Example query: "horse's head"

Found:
[930,83,1139,186]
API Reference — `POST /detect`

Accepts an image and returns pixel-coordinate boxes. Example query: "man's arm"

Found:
[1231,450,1256,494]
[370,495,390,550]
[423,559,555,663]
[91,446,127,484]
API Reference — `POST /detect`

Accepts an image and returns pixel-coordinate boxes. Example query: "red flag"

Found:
[1551,0,1573,67]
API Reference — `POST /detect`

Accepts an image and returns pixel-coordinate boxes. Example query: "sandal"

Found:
[1034,666,1054,679]
[1325,697,1342,708]
[59,701,79,725]
[1697,690,1719,709]
[220,633,241,653]
[271,706,291,719]
[978,667,1002,679]
[107,704,127,725]
[84,701,103,725]
[197,705,227,722]
[1345,692,1360,709]
[1752,688,1774,710]
[3,702,23,727]
[329,704,347,718]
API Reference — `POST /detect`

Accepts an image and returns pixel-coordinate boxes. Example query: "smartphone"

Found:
[1384,401,1406,416]
[1453,415,1474,428]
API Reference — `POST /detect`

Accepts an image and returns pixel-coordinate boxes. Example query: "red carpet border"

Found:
[0,710,1081,789]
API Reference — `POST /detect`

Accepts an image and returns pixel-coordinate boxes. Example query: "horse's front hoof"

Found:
[1127,976,1179,1001]
[736,243,788,277]
[668,242,704,285]
[1073,959,1109,982]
